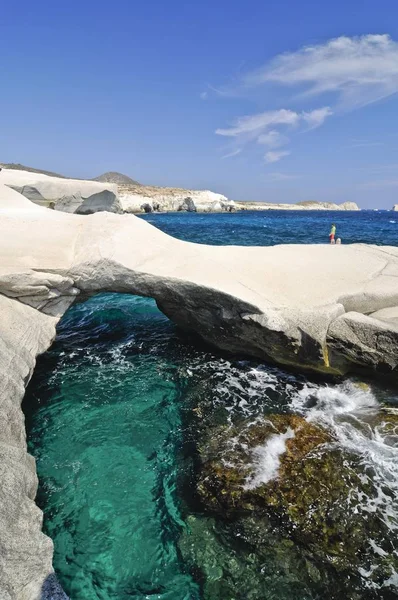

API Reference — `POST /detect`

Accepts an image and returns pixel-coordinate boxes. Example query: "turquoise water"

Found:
[25,296,201,599]
[24,211,398,599]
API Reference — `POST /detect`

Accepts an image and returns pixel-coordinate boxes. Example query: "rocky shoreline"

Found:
[0,180,397,598]
[0,167,360,214]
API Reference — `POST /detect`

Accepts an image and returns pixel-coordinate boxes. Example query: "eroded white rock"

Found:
[118,186,232,213]
[0,168,121,214]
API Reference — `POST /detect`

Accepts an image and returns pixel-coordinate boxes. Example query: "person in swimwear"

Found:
[329,224,336,244]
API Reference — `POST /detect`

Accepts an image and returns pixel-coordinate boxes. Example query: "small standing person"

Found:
[329,223,336,244]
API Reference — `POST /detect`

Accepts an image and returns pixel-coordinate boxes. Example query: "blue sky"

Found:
[1,0,398,208]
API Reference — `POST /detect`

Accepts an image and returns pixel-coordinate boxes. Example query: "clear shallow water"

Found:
[24,211,398,599]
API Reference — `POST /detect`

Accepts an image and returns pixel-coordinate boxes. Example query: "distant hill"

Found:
[0,163,66,178]
[92,172,141,185]
[0,164,141,186]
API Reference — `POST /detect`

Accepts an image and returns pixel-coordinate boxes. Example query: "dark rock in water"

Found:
[198,414,333,517]
[141,202,153,213]
[179,514,324,600]
[178,197,197,212]
[196,413,398,591]
[41,573,69,599]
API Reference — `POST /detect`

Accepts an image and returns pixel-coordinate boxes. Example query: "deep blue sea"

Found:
[142,209,398,246]
[24,210,398,600]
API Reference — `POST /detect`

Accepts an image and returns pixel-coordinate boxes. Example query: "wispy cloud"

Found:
[214,34,398,165]
[265,150,291,163]
[221,149,242,159]
[216,107,331,163]
[216,109,300,138]
[243,34,398,109]
[257,130,289,148]
[200,91,208,100]
[302,107,333,129]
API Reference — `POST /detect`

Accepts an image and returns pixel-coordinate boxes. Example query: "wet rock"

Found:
[179,514,324,600]
[196,414,398,587]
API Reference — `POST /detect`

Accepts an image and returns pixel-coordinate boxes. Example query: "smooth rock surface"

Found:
[370,306,398,325]
[0,183,397,598]
[328,312,398,373]
[0,294,66,600]
[0,168,121,214]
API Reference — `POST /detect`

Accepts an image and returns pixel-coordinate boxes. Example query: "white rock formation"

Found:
[393,204,398,211]
[0,168,121,214]
[233,200,360,211]
[0,183,396,598]
[118,187,360,213]
[118,185,233,213]
[0,167,361,214]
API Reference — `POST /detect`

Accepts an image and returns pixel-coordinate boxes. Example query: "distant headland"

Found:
[1,163,360,213]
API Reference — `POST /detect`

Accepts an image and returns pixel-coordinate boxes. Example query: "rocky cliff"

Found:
[0,166,360,213]
[118,183,233,213]
[233,200,360,211]
[119,187,360,213]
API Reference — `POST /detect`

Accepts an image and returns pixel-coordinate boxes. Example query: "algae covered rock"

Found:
[196,413,398,587]
[179,514,328,600]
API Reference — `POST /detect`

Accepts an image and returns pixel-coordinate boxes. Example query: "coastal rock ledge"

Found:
[0,183,397,599]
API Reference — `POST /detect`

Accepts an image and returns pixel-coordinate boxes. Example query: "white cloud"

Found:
[244,34,398,109]
[216,107,331,160]
[214,34,398,165]
[200,91,208,100]
[216,107,330,140]
[215,109,299,138]
[257,130,289,148]
[265,150,291,163]
[221,149,242,159]
[302,107,333,128]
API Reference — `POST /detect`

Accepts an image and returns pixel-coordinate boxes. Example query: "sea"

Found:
[23,210,398,600]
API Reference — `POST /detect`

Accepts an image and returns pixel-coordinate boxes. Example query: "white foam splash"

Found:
[291,380,379,420]
[291,381,398,535]
[245,427,295,490]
